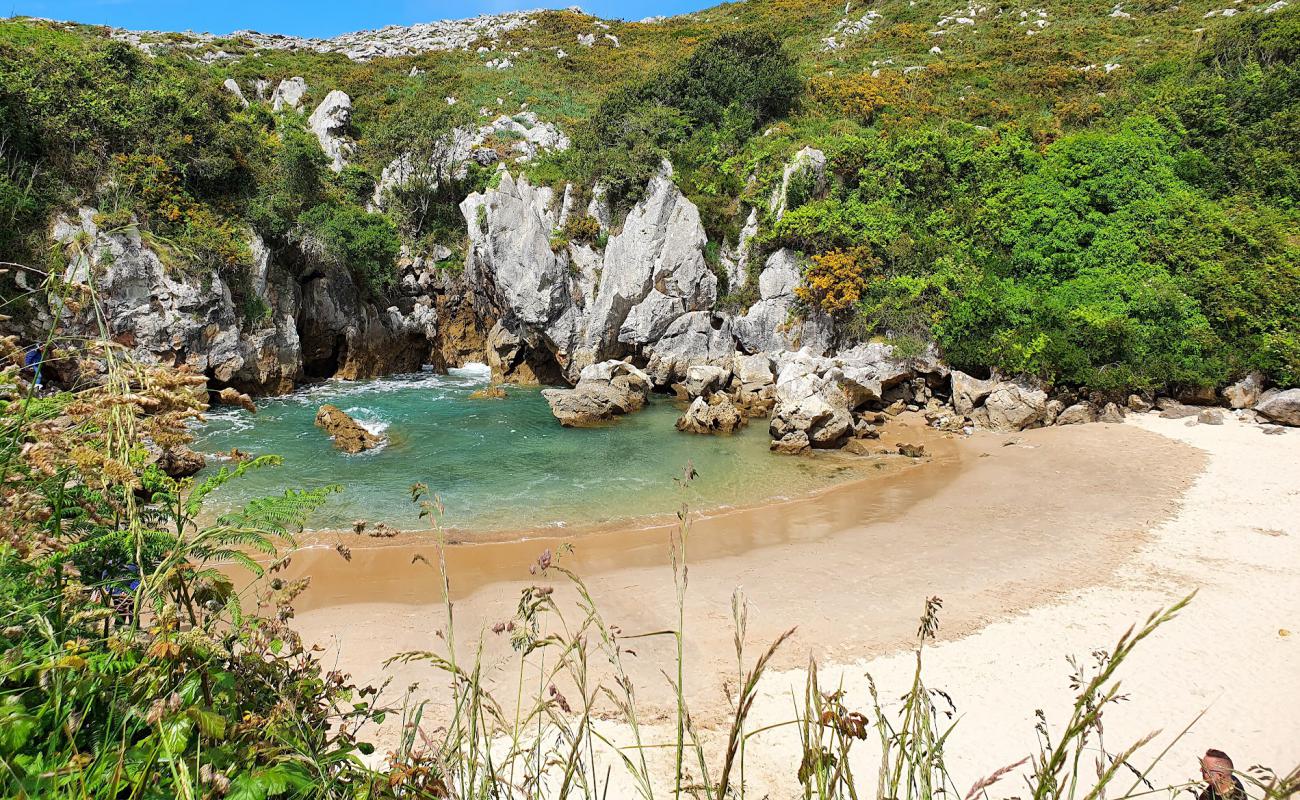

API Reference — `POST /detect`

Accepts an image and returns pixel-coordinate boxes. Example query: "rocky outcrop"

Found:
[113,11,542,63]
[315,404,384,452]
[216,387,257,413]
[769,355,854,451]
[1256,388,1300,426]
[158,445,206,479]
[459,162,724,386]
[769,147,827,220]
[460,173,579,381]
[542,360,651,427]
[308,90,355,172]
[643,312,735,386]
[734,249,833,355]
[222,78,249,108]
[296,249,431,381]
[271,77,308,112]
[50,208,246,386]
[378,112,568,208]
[588,162,715,359]
[676,394,744,435]
[46,209,450,396]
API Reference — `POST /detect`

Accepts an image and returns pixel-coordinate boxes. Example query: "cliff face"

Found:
[44,208,471,395]
[460,161,832,388]
[39,146,841,399]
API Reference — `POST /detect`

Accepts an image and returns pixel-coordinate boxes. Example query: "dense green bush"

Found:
[300,203,401,298]
[572,29,800,211]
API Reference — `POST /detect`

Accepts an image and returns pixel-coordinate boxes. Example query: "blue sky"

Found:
[5,0,714,37]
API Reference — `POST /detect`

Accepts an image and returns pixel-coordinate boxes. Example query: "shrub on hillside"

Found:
[797,247,877,316]
[300,203,401,299]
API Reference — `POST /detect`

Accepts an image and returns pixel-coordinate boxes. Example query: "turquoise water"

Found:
[192,366,862,534]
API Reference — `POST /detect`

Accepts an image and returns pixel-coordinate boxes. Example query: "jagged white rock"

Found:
[308,90,355,172]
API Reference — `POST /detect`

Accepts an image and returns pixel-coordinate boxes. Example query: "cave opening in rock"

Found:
[303,333,346,379]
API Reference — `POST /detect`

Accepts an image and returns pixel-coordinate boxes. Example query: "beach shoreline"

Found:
[288,412,1204,713]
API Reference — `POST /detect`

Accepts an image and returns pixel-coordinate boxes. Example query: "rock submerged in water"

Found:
[469,385,508,400]
[315,404,384,453]
[216,386,257,413]
[676,394,745,435]
[542,360,651,427]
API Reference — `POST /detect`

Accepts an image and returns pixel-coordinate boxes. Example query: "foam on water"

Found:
[191,371,863,534]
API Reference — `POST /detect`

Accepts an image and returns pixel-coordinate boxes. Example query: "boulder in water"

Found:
[676,394,745,435]
[469,385,508,400]
[216,387,257,413]
[542,360,651,427]
[315,404,384,453]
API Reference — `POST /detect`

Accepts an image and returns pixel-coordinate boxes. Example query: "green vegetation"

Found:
[1,0,1297,389]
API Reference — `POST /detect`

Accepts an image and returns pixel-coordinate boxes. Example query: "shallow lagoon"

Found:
[193,366,863,533]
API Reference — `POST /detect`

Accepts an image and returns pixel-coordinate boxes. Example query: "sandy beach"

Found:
[286,412,1297,792]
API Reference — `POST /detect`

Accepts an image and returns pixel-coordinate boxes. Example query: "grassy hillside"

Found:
[1,0,1297,390]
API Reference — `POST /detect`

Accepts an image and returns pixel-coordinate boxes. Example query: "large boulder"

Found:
[1224,371,1265,410]
[682,364,731,398]
[584,161,715,356]
[734,249,833,355]
[951,370,998,416]
[308,90,355,172]
[676,394,745,435]
[542,360,651,427]
[315,404,384,453]
[1255,388,1300,426]
[831,342,921,408]
[972,380,1049,431]
[271,77,308,112]
[1054,402,1097,426]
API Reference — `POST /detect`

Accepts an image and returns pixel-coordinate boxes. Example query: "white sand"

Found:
[726,414,1299,795]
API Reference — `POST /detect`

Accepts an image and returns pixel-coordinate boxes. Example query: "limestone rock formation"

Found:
[643,312,735,386]
[1255,388,1300,426]
[769,147,827,220]
[271,77,308,112]
[542,360,651,427]
[1054,402,1097,425]
[769,357,854,450]
[587,162,715,357]
[676,394,745,435]
[51,208,246,385]
[315,404,384,453]
[950,370,998,415]
[734,249,833,355]
[308,90,355,172]
[222,78,249,108]
[682,364,731,399]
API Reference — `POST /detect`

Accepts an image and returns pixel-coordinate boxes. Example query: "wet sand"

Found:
[285,414,1200,724]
